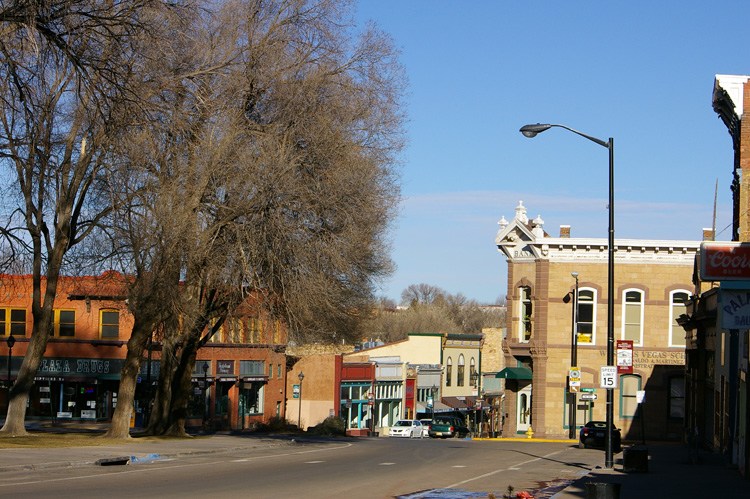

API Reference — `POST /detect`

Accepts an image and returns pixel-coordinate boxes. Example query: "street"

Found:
[0,437,605,498]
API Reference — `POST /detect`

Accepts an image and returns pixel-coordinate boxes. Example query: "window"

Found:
[223,318,243,344]
[240,383,264,415]
[248,317,261,343]
[576,289,596,345]
[193,360,211,375]
[519,286,532,342]
[622,290,644,346]
[239,360,265,376]
[470,358,477,386]
[457,355,465,387]
[669,376,685,418]
[52,309,76,337]
[670,291,689,348]
[620,374,641,418]
[100,309,120,338]
[0,308,27,337]
[277,364,282,378]
[445,357,452,387]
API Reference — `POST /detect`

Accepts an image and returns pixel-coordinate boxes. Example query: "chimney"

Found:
[702,228,715,241]
[560,225,571,238]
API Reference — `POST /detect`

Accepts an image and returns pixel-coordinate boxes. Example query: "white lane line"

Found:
[446,449,565,489]
[380,462,396,466]
[305,461,325,464]
[0,442,354,489]
[452,465,466,468]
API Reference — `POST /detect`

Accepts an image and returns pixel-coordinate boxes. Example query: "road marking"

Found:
[305,461,325,464]
[379,462,396,466]
[452,465,466,468]
[445,449,566,489]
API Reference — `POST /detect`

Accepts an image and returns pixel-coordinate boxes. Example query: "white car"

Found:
[419,419,432,438]
[389,419,424,438]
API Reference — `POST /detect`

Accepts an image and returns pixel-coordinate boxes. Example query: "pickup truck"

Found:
[428,416,469,438]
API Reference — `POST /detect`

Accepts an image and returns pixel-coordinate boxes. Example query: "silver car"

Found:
[388,419,424,438]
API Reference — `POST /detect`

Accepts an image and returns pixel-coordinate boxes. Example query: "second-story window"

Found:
[576,289,596,345]
[670,291,689,348]
[622,290,644,346]
[0,308,27,337]
[457,354,465,387]
[445,357,452,387]
[100,309,120,339]
[53,310,76,337]
[519,286,532,342]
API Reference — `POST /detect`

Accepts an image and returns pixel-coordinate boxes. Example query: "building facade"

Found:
[496,201,700,441]
[0,272,287,430]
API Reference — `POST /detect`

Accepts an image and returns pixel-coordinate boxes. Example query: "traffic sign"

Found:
[580,393,597,401]
[600,366,618,389]
[581,388,596,392]
[570,385,579,393]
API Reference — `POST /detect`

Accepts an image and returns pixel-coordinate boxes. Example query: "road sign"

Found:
[617,340,633,374]
[570,385,579,393]
[580,393,597,400]
[600,366,618,389]
[569,368,581,380]
[581,388,596,392]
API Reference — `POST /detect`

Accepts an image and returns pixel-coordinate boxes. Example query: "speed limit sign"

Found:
[600,366,618,389]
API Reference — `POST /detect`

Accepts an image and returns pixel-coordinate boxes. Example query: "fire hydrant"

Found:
[525,426,534,439]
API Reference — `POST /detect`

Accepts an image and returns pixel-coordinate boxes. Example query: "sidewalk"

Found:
[551,444,750,498]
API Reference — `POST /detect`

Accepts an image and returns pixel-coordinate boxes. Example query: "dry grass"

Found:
[0,432,198,449]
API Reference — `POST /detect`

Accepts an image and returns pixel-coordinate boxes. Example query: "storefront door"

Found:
[517,383,532,432]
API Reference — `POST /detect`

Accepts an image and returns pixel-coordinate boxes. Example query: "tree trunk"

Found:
[162,337,200,437]
[103,317,153,439]
[146,333,179,435]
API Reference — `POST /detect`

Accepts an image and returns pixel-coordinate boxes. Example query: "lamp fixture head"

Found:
[520,123,552,138]
[571,271,579,279]
[298,372,305,382]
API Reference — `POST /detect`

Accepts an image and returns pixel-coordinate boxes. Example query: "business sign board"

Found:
[616,340,633,374]
[721,289,750,328]
[699,242,750,280]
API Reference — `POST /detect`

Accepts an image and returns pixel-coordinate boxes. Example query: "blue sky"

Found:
[354,1,746,305]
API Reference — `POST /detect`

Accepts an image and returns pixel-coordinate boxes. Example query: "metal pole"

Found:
[605,138,615,469]
[297,372,304,429]
[569,273,579,439]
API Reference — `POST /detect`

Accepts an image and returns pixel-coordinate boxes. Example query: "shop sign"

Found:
[293,384,300,399]
[700,242,750,280]
[721,289,750,328]
[216,360,234,375]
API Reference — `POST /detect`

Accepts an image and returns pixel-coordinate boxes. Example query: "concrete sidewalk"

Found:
[550,444,750,498]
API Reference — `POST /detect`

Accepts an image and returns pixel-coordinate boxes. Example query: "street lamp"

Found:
[202,361,209,425]
[430,384,437,421]
[6,334,15,389]
[569,271,579,439]
[520,123,615,468]
[470,371,480,437]
[297,372,305,430]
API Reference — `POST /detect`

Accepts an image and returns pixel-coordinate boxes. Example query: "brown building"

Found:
[0,272,287,430]
[495,201,700,441]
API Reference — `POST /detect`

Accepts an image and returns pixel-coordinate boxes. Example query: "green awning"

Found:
[495,367,533,380]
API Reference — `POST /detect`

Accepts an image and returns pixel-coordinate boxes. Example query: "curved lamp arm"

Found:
[520,123,610,149]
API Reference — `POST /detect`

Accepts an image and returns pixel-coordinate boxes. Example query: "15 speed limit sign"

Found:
[600,366,618,389]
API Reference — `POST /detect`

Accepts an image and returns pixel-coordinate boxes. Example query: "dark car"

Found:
[429,416,470,438]
[579,421,622,452]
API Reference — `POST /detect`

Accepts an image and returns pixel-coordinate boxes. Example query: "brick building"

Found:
[0,272,287,430]
[495,201,700,441]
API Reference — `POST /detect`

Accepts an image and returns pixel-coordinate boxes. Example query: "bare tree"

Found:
[0,0,181,435]
[97,0,406,437]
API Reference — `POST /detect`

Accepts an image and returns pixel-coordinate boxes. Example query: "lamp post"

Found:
[569,271,579,439]
[430,384,437,421]
[470,371,479,437]
[6,334,15,389]
[297,372,305,430]
[520,123,615,468]
[202,361,209,425]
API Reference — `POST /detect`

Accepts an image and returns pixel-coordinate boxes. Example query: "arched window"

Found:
[470,358,477,386]
[576,288,596,345]
[670,290,690,348]
[622,290,644,346]
[446,357,452,387]
[457,354,465,387]
[519,286,532,342]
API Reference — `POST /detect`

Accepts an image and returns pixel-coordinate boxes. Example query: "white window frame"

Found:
[576,287,597,346]
[621,289,644,347]
[669,290,690,348]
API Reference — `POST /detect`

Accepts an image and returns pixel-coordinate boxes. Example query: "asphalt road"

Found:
[0,437,607,498]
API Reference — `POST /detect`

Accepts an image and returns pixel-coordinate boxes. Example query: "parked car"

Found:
[419,419,432,437]
[389,419,424,438]
[429,416,470,438]
[578,420,622,452]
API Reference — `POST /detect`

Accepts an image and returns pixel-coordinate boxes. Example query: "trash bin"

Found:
[585,482,621,499]
[623,445,649,472]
